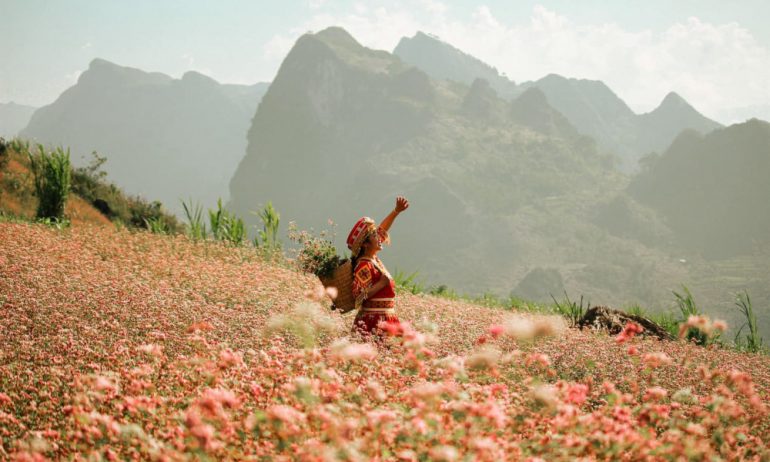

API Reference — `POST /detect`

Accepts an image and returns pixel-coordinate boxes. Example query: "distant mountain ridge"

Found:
[20,58,269,215]
[394,32,722,171]
[629,119,770,258]
[0,102,36,138]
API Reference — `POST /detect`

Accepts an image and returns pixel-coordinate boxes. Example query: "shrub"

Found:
[28,144,71,220]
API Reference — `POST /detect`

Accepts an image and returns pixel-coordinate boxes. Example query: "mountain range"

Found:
[395,32,722,171]
[20,59,268,214]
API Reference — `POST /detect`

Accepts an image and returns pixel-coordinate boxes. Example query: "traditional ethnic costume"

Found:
[346,217,402,339]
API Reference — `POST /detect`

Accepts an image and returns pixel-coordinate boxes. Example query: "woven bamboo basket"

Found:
[319,259,356,313]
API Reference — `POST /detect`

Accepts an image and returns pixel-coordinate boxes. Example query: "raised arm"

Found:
[379,196,409,233]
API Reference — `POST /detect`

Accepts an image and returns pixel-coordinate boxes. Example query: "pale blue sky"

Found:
[2,0,769,121]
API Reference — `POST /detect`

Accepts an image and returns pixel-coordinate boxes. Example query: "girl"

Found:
[346,196,409,339]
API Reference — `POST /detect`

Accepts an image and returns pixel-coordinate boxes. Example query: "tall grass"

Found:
[28,144,71,221]
[393,269,425,294]
[181,198,207,240]
[254,201,281,250]
[551,292,589,327]
[734,291,764,353]
[672,285,711,345]
[144,216,169,235]
[209,199,245,245]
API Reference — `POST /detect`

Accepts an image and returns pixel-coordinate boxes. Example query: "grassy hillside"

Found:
[0,138,181,232]
[1,221,768,459]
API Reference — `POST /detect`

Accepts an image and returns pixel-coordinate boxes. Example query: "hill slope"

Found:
[20,59,269,215]
[1,221,768,459]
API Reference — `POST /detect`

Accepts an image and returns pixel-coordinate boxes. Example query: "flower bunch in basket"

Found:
[288,222,346,279]
[288,222,356,312]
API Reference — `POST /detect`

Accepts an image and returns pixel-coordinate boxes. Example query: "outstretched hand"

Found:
[395,196,409,213]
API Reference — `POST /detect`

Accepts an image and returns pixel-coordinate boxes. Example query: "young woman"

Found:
[346,196,409,339]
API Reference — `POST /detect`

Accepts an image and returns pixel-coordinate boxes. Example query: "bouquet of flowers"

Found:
[288,222,356,312]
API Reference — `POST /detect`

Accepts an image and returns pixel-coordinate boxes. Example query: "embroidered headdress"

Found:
[347,217,377,257]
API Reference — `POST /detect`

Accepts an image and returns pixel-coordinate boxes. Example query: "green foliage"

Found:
[36,216,71,230]
[28,144,71,220]
[254,202,281,250]
[144,216,169,235]
[288,222,343,278]
[672,285,710,345]
[393,269,424,294]
[0,137,8,169]
[648,311,680,338]
[208,199,245,245]
[181,198,207,240]
[734,291,765,353]
[551,292,590,327]
[627,304,647,317]
[9,138,30,157]
[429,284,458,300]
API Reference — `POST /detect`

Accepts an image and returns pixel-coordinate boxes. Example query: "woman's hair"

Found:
[350,230,374,274]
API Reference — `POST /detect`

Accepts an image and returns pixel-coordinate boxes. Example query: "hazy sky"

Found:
[2,0,769,122]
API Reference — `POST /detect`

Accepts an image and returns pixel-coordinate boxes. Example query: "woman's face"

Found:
[364,231,382,253]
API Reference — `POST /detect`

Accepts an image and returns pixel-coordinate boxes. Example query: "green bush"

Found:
[29,144,71,220]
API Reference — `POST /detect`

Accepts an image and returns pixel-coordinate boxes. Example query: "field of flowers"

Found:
[1,221,769,460]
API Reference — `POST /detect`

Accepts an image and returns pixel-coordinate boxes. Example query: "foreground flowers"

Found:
[1,222,769,460]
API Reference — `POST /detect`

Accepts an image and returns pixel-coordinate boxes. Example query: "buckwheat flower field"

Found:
[1,222,768,460]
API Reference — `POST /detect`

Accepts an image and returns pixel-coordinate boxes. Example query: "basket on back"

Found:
[319,259,356,313]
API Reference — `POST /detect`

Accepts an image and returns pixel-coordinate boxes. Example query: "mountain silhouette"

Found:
[394,31,518,98]
[20,58,269,214]
[629,119,770,258]
[394,32,722,171]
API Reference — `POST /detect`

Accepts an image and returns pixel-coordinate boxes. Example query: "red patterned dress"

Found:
[351,256,401,338]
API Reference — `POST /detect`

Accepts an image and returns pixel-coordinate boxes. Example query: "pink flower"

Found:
[488,324,505,338]
[564,383,589,405]
[641,352,672,369]
[643,386,668,402]
[615,322,643,343]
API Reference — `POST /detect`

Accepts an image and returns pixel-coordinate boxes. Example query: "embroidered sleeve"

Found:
[377,226,391,246]
[352,261,375,310]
